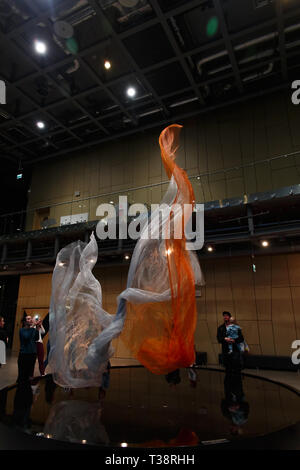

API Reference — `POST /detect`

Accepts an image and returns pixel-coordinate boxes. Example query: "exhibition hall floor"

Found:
[0,354,300,450]
[1,352,300,392]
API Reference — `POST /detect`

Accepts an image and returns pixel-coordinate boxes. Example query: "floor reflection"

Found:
[0,367,299,448]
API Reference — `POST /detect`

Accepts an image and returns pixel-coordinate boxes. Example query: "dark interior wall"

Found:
[0,275,20,348]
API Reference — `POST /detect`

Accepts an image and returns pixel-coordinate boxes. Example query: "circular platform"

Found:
[0,366,300,450]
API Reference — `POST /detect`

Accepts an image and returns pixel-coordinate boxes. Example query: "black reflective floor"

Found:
[1,367,300,448]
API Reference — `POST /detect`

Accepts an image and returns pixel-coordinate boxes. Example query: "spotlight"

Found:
[261,240,269,247]
[36,121,45,129]
[120,443,128,448]
[207,246,214,252]
[34,40,47,55]
[127,87,136,98]
[104,60,111,70]
[124,255,130,260]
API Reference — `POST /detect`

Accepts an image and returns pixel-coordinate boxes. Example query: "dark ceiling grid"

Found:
[149,0,205,106]
[213,0,243,93]
[0,31,85,151]
[16,3,111,139]
[2,12,139,141]
[275,0,288,81]
[0,83,60,159]
[0,1,299,166]
[4,49,287,158]
[0,46,66,157]
[0,4,287,117]
[21,0,140,132]
[26,80,289,166]
[3,10,110,143]
[1,25,85,131]
[0,111,38,161]
[75,55,139,126]
[87,0,170,118]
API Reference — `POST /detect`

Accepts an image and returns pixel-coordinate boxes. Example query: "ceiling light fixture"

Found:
[104,60,111,70]
[34,40,47,55]
[261,240,269,247]
[127,87,136,98]
[207,246,214,252]
[36,121,45,129]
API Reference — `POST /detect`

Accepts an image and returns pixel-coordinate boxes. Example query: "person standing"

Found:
[0,316,8,368]
[217,311,244,373]
[33,317,46,376]
[17,315,39,383]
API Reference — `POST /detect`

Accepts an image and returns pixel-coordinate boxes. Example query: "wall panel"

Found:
[13,253,300,365]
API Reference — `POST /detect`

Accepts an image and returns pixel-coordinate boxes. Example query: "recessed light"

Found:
[261,240,269,247]
[104,60,111,70]
[34,40,47,55]
[36,121,45,129]
[124,255,130,260]
[207,246,214,252]
[127,87,136,98]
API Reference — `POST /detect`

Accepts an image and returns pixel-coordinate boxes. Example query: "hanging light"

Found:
[104,60,111,70]
[36,121,45,129]
[34,40,47,55]
[126,87,136,98]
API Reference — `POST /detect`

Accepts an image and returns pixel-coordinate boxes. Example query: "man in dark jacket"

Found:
[17,315,39,383]
[217,311,244,372]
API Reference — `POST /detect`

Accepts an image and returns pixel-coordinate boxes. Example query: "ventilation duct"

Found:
[197,22,300,77]
[98,0,152,24]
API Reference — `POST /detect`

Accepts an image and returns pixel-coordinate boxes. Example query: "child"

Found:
[225,317,244,354]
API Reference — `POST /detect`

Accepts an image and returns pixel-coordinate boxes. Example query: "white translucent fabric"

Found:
[49,233,112,387]
[84,180,178,370]
[43,400,109,445]
[85,175,205,373]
